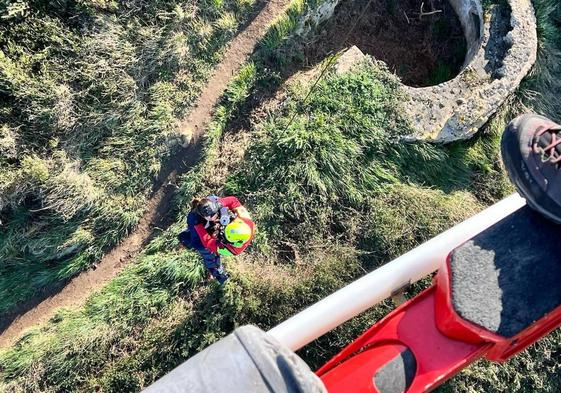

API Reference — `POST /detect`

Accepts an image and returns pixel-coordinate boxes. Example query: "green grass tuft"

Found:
[0,0,258,312]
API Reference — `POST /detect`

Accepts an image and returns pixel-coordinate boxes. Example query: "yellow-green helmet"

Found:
[224,218,252,247]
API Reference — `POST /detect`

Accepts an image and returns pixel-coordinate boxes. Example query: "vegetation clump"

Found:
[0,0,257,311]
[0,47,506,393]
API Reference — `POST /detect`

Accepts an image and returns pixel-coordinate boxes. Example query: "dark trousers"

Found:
[178,230,228,284]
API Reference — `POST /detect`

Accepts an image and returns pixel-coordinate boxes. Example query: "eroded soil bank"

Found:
[301,0,467,86]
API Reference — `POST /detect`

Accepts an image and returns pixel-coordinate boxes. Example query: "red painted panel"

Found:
[436,253,561,362]
[318,288,489,393]
[318,246,561,393]
[321,343,408,393]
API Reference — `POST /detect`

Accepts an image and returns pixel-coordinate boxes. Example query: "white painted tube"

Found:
[268,193,526,351]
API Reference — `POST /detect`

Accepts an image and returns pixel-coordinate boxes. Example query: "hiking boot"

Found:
[501,114,561,224]
[208,266,229,285]
[216,272,229,285]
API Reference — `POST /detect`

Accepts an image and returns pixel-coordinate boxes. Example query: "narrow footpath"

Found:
[0,0,289,347]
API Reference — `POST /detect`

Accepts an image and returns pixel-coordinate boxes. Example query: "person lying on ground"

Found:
[178,195,255,285]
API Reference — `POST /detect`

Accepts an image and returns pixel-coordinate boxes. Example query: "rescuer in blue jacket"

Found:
[178,195,254,285]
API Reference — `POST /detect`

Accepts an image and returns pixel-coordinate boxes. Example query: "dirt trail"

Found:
[0,0,289,348]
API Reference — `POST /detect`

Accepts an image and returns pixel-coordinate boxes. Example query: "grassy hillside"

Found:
[1,0,561,391]
[0,57,494,392]
[0,0,257,311]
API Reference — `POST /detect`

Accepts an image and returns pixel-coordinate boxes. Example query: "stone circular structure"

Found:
[405,0,537,142]
[296,0,538,143]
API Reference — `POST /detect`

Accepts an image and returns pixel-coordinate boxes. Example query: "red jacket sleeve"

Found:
[194,224,219,253]
[219,196,241,210]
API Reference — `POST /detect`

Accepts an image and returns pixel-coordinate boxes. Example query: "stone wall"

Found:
[295,0,339,37]
[293,0,537,143]
[405,0,537,142]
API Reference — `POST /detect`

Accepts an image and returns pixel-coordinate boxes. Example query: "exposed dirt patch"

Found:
[0,0,290,348]
[303,0,467,87]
